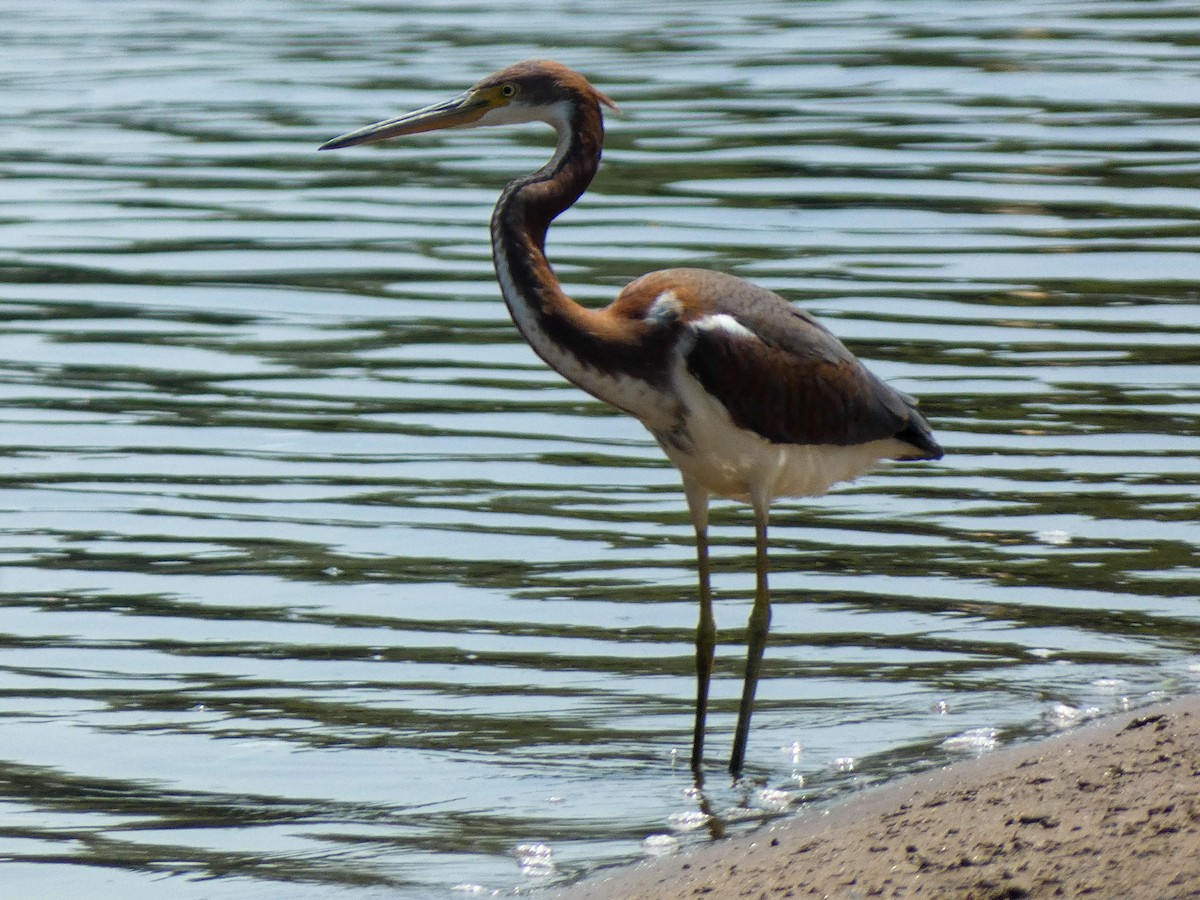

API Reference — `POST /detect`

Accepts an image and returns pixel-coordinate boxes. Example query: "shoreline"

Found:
[557,694,1200,898]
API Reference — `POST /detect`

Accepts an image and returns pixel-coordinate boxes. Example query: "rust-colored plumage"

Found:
[321,60,942,778]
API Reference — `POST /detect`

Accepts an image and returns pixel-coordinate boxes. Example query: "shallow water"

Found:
[2,0,1199,896]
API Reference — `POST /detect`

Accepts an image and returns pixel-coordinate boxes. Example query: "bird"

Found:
[320,60,942,777]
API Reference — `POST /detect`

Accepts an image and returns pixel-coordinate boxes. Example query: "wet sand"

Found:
[558,695,1200,898]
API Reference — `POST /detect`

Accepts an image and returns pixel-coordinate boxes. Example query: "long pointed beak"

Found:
[319,92,491,151]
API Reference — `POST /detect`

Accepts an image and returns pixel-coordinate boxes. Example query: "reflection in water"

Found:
[2,1,1199,897]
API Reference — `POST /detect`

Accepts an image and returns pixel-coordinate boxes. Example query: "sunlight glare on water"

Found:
[1,0,1199,896]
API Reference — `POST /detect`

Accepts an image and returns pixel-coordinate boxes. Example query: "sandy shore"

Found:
[558,695,1200,899]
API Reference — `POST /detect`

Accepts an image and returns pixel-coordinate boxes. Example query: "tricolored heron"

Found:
[320,60,942,777]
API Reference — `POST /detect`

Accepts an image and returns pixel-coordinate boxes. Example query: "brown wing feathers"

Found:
[673,275,941,457]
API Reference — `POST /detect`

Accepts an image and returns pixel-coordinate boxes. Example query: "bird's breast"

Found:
[507,307,681,429]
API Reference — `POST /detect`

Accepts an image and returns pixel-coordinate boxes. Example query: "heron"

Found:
[320,60,942,777]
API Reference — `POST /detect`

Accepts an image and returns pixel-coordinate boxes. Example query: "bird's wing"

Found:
[683,297,937,454]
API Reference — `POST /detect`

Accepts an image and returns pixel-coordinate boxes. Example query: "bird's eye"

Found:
[500,83,517,99]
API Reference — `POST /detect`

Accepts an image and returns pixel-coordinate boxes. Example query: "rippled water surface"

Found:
[3,1,1200,896]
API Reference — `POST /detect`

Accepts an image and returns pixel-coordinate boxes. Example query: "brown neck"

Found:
[487,97,675,421]
[489,98,603,314]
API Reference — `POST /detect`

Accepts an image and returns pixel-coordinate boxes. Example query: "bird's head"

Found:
[319,60,618,151]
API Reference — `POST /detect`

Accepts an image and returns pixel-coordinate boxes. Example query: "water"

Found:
[3,0,1199,896]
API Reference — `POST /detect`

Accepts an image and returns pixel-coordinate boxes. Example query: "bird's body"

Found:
[607,268,935,499]
[321,60,941,776]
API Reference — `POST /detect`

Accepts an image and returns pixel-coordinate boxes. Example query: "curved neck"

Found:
[487,98,674,424]
[489,99,602,321]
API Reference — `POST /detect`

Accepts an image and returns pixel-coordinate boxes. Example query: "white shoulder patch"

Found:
[648,289,684,320]
[691,313,758,342]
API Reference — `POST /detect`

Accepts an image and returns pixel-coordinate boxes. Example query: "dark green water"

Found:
[2,0,1199,896]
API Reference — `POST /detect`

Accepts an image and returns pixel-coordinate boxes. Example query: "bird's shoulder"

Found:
[612,267,851,362]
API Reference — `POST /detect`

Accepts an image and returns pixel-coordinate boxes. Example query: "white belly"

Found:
[654,367,912,504]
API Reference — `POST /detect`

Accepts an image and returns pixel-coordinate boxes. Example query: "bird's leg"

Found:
[683,479,714,776]
[730,501,770,777]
